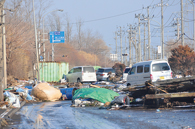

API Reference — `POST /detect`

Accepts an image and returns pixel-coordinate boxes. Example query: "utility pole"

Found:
[114,31,118,60]
[38,31,41,57]
[33,0,39,82]
[144,23,146,61]
[2,5,6,89]
[52,44,54,61]
[135,14,141,62]
[161,0,165,59]
[181,0,184,45]
[133,28,137,63]
[177,18,180,40]
[147,7,151,60]
[0,0,5,101]
[128,24,132,67]
[125,37,127,66]
[119,26,122,63]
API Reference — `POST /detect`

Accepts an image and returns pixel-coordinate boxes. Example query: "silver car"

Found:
[96,68,115,81]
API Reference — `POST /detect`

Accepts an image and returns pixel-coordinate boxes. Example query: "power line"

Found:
[44,9,143,26]
[184,33,194,40]
[163,34,183,46]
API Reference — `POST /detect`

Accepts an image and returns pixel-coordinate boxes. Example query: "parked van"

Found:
[126,60,172,86]
[66,66,97,83]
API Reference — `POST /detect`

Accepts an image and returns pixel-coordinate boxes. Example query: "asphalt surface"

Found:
[2,100,195,129]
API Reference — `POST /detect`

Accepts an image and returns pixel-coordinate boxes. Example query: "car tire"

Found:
[127,83,131,86]
[77,78,82,83]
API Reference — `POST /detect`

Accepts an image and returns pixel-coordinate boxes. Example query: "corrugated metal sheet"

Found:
[39,62,69,82]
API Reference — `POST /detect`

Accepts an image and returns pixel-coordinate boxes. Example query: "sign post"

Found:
[49,31,65,61]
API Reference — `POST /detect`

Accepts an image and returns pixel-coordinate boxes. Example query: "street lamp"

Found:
[42,9,63,61]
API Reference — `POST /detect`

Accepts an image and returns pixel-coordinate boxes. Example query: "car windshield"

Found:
[152,63,170,71]
[97,69,104,72]
[124,68,131,73]
[104,69,115,73]
[83,67,94,73]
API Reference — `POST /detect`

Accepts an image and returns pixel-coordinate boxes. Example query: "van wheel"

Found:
[127,83,131,86]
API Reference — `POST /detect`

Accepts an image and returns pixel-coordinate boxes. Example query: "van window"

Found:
[144,65,150,73]
[129,66,136,75]
[137,65,143,73]
[124,68,131,73]
[83,67,94,73]
[73,67,81,73]
[152,63,170,72]
[69,69,74,74]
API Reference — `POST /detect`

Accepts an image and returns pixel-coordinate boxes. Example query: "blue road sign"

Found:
[40,56,43,60]
[49,31,65,43]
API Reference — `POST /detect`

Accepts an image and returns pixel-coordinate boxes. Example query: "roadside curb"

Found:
[0,101,26,128]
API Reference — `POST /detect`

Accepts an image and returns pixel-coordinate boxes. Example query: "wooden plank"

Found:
[90,84,101,88]
[153,76,195,85]
[145,92,195,99]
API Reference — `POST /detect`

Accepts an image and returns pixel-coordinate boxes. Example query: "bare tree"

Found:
[76,18,84,51]
[64,14,72,43]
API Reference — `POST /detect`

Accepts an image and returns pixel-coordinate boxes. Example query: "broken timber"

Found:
[152,76,195,85]
[145,92,195,99]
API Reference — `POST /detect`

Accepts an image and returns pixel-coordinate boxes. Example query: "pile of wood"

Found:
[123,77,195,108]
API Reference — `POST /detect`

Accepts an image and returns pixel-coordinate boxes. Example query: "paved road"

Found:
[3,100,195,129]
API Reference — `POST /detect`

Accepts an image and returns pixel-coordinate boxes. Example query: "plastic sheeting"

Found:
[72,88,119,103]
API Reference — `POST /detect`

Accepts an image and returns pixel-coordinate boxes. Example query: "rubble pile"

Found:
[107,63,126,83]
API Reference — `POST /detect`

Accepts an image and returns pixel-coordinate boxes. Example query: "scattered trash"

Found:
[72,88,119,104]
[72,98,104,107]
[156,109,160,112]
[111,95,130,105]
[4,91,20,108]
[15,88,32,100]
[60,88,77,100]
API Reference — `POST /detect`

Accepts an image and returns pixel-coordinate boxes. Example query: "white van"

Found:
[126,60,172,86]
[66,66,97,83]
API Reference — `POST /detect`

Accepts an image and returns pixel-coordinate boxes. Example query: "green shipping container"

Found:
[93,66,101,71]
[39,61,69,82]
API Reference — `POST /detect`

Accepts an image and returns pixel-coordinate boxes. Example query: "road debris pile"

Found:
[0,85,35,109]
[107,63,126,83]
[32,82,62,101]
[122,77,195,108]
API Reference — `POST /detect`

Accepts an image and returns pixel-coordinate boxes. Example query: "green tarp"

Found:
[72,88,119,103]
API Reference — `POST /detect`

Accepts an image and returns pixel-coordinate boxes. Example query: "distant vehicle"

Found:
[122,67,131,82]
[66,66,97,83]
[96,67,115,81]
[126,60,172,86]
